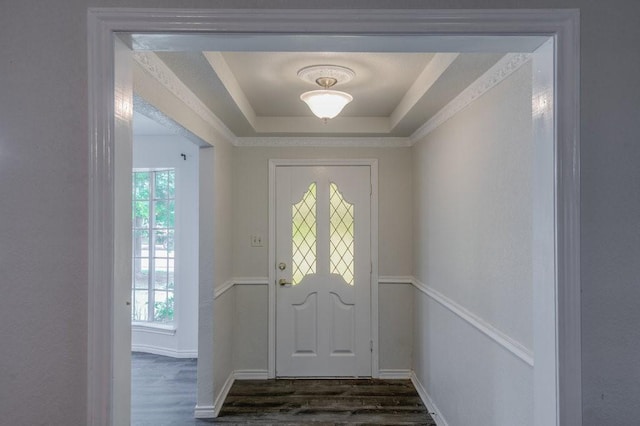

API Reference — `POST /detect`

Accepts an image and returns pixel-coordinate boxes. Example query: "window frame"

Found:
[131,167,176,325]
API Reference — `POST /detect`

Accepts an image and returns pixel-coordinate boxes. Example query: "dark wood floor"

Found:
[132,352,200,425]
[132,352,436,425]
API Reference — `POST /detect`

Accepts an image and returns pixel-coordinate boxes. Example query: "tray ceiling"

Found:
[137,50,506,138]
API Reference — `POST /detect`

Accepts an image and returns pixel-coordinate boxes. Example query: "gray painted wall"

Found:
[412,62,533,426]
[231,146,413,278]
[1,1,639,425]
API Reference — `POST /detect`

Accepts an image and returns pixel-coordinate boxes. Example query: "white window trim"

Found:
[131,321,177,335]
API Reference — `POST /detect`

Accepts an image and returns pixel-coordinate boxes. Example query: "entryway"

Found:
[88,8,580,426]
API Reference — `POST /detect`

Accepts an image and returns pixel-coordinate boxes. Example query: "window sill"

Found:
[132,322,177,335]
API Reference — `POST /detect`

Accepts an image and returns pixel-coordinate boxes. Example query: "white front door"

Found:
[275,165,371,377]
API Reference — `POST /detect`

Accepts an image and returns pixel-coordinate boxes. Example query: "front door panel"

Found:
[276,166,371,377]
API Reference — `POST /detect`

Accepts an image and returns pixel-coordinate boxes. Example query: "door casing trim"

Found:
[87,8,580,426]
[268,159,379,378]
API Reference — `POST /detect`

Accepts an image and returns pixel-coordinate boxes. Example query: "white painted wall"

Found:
[2,2,640,425]
[412,62,534,425]
[131,135,199,357]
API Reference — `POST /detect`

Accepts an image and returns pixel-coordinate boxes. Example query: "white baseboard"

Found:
[131,343,197,359]
[410,371,449,426]
[193,404,216,419]
[198,369,269,418]
[234,369,269,380]
[378,369,413,379]
[208,371,236,418]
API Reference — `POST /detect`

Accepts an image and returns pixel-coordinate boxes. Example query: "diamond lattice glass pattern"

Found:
[292,183,317,285]
[329,183,355,285]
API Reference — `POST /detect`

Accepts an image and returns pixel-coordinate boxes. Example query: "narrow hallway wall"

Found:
[412,62,534,426]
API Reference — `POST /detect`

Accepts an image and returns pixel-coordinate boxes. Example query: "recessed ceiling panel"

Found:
[220,52,434,117]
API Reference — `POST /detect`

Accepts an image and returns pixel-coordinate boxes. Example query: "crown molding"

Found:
[234,136,412,148]
[409,52,532,144]
[132,51,237,144]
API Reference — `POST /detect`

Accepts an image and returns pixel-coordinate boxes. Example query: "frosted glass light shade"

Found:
[300,90,353,120]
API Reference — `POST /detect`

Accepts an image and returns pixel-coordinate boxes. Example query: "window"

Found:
[329,182,355,285]
[132,168,175,323]
[290,181,355,286]
[291,182,317,285]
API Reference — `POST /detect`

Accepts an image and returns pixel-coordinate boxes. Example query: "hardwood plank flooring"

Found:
[132,352,436,425]
[132,352,199,426]
[215,379,436,425]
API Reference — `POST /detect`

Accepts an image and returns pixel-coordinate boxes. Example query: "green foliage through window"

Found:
[132,168,176,323]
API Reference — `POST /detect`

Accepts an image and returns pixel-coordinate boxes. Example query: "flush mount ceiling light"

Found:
[298,65,355,122]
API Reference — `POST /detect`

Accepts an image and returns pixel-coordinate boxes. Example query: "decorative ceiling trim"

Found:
[409,52,532,144]
[132,51,237,143]
[234,136,412,148]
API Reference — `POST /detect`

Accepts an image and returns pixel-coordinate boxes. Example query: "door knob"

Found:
[278,262,286,271]
[279,278,292,287]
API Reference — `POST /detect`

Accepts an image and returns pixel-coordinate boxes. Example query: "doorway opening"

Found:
[129,109,202,423]
[88,8,580,426]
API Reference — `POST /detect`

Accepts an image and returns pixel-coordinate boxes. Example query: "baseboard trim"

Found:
[193,404,216,419]
[410,371,449,426]
[378,369,412,379]
[206,371,235,418]
[131,344,197,359]
[198,369,269,418]
[234,369,269,380]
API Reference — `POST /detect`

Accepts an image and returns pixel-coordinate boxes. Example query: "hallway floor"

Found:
[132,352,436,425]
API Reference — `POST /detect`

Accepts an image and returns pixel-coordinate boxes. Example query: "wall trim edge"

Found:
[378,276,414,284]
[132,51,236,144]
[204,371,235,418]
[412,277,534,367]
[213,280,235,300]
[410,371,450,426]
[131,344,197,359]
[193,404,216,419]
[409,52,532,144]
[214,277,269,300]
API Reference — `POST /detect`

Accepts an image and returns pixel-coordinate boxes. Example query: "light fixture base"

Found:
[297,65,355,86]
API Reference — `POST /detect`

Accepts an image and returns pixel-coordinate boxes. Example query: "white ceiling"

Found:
[141,49,506,138]
[133,112,173,136]
[219,52,434,117]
